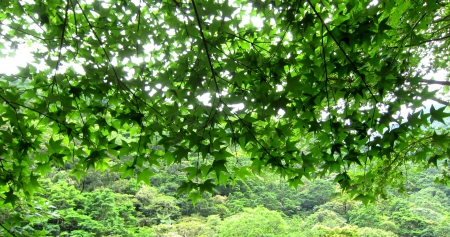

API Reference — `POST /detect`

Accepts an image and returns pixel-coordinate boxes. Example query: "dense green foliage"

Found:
[1,0,450,202]
[1,0,450,235]
[2,166,450,236]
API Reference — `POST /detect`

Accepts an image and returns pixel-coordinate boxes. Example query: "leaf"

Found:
[329,161,341,173]
[234,166,252,180]
[85,151,101,169]
[188,191,202,206]
[432,132,450,148]
[378,17,392,33]
[71,169,87,182]
[430,105,450,124]
[137,168,154,185]
[214,148,234,160]
[425,0,440,12]
[428,154,443,167]
[177,180,196,196]
[200,164,212,177]
[198,179,216,194]
[3,189,20,206]
[183,166,200,180]
[407,110,427,127]
[218,173,230,186]
[23,174,41,196]
[29,174,40,188]
[48,138,65,153]
[209,160,228,179]
[164,152,175,167]
[343,151,362,166]
[96,157,111,172]
[353,194,376,205]
[119,164,135,179]
[35,162,52,175]
[288,176,304,189]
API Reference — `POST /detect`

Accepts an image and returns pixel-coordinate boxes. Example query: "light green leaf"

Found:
[137,168,154,185]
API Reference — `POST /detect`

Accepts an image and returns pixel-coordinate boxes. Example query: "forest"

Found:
[2,162,450,236]
[1,0,450,236]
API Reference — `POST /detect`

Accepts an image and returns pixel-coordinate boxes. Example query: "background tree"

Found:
[218,206,287,237]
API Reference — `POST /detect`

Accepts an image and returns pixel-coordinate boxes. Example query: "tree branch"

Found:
[431,98,450,107]
[51,1,70,93]
[421,79,450,86]
[190,0,219,93]
[0,222,17,237]
[388,34,450,48]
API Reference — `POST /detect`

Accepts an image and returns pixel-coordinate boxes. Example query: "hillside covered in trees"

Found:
[2,164,450,236]
[1,0,450,236]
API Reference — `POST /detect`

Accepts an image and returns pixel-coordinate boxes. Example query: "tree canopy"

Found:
[1,0,450,205]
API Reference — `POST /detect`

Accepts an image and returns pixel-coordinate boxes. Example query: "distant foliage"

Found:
[219,206,287,237]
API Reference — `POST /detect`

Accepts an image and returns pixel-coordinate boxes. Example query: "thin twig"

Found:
[190,0,219,93]
[51,1,70,94]
[0,222,17,237]
[421,79,450,86]
[307,0,378,103]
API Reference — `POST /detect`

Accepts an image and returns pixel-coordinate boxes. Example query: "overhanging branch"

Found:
[431,98,450,107]
[421,79,450,86]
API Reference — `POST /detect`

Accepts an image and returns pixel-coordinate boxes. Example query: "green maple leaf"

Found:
[188,191,202,206]
[48,138,64,153]
[343,150,362,166]
[329,161,341,173]
[71,169,87,182]
[173,146,189,163]
[137,168,154,185]
[209,160,228,180]
[177,180,197,196]
[35,162,52,175]
[407,110,427,127]
[198,179,216,194]
[308,120,321,133]
[3,189,20,206]
[164,152,175,166]
[218,173,230,186]
[353,194,376,205]
[288,176,304,189]
[119,164,135,179]
[23,174,41,196]
[200,164,212,177]
[234,166,252,180]
[29,174,40,188]
[183,167,200,180]
[428,154,444,167]
[432,132,450,148]
[430,105,450,124]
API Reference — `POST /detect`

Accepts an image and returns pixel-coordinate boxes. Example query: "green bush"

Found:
[219,206,287,237]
